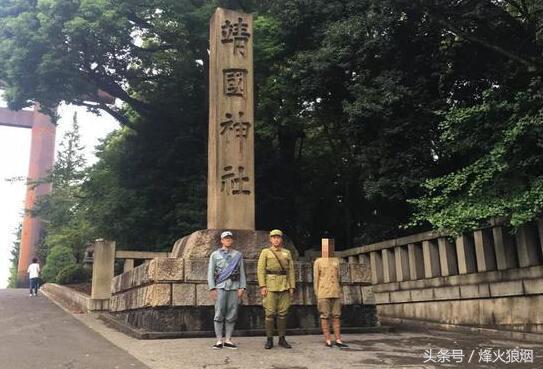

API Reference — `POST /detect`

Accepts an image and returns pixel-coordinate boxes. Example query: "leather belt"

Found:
[266,270,287,275]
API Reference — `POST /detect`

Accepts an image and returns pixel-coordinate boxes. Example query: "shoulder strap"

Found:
[215,252,242,284]
[270,248,287,272]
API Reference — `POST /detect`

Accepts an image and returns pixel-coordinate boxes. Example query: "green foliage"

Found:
[2,0,542,251]
[41,245,77,283]
[411,80,543,234]
[33,113,96,262]
[56,264,91,285]
[7,224,21,288]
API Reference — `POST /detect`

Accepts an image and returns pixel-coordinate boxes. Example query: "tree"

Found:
[7,223,21,288]
[3,0,540,252]
[41,245,77,283]
[0,0,211,126]
[407,0,543,233]
[253,0,447,246]
[34,112,93,264]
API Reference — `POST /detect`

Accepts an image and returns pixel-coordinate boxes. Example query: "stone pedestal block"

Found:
[171,229,298,260]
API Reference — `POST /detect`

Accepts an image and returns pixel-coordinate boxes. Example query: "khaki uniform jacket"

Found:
[313,257,342,299]
[257,246,296,292]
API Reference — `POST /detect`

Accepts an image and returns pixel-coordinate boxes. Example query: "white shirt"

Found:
[27,263,40,279]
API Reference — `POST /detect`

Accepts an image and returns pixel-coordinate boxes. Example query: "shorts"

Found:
[317,298,341,319]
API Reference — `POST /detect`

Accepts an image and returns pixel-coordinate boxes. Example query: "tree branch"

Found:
[73,100,137,131]
[419,1,543,73]
[81,69,156,118]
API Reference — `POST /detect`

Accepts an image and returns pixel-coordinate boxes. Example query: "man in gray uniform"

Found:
[208,231,246,349]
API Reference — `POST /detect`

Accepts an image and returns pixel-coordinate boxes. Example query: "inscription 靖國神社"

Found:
[208,8,254,229]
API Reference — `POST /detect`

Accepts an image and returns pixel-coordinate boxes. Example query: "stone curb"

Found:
[382,317,543,343]
[99,312,394,340]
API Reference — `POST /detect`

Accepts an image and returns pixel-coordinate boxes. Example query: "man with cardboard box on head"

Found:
[313,239,349,348]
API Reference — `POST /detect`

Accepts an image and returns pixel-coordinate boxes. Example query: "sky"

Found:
[0,101,119,288]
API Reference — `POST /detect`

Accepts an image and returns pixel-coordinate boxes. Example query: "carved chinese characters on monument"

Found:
[221,166,251,195]
[208,8,254,229]
[221,17,251,56]
[223,69,247,97]
[220,111,251,154]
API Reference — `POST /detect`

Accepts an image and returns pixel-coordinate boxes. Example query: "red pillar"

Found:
[16,106,56,287]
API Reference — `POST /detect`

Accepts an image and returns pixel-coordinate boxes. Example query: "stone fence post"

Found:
[90,239,116,311]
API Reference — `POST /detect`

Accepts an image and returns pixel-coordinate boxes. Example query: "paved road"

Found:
[2,288,542,369]
[0,288,149,369]
[76,309,543,369]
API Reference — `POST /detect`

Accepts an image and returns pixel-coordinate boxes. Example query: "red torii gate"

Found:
[0,104,56,287]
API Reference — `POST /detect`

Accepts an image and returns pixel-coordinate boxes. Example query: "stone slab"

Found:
[410,288,434,302]
[291,285,305,305]
[389,290,411,303]
[244,259,257,282]
[478,283,491,298]
[350,263,371,284]
[523,278,543,295]
[172,283,196,306]
[184,259,209,282]
[195,283,214,306]
[148,257,184,281]
[241,283,262,305]
[304,285,316,305]
[434,286,460,300]
[361,286,376,305]
[489,280,524,297]
[342,285,362,305]
[144,284,171,307]
[340,262,351,283]
[459,285,479,299]
[374,292,390,304]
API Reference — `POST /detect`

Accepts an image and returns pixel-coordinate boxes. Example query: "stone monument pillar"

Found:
[207,7,255,230]
[107,8,377,335]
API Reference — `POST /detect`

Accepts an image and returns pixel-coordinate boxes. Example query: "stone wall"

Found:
[109,257,376,333]
[374,265,543,334]
[337,218,543,336]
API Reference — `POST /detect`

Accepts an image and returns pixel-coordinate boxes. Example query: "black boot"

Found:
[277,317,291,348]
[278,336,292,349]
[264,318,275,349]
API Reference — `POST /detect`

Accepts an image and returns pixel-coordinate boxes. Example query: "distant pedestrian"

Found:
[27,257,40,296]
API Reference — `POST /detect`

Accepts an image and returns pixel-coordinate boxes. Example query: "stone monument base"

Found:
[108,229,377,338]
[103,305,379,339]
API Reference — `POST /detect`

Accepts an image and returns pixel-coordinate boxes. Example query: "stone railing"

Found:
[336,219,543,335]
[114,250,170,273]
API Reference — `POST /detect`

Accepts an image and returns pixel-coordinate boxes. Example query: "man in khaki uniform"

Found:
[313,238,348,348]
[257,229,296,349]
